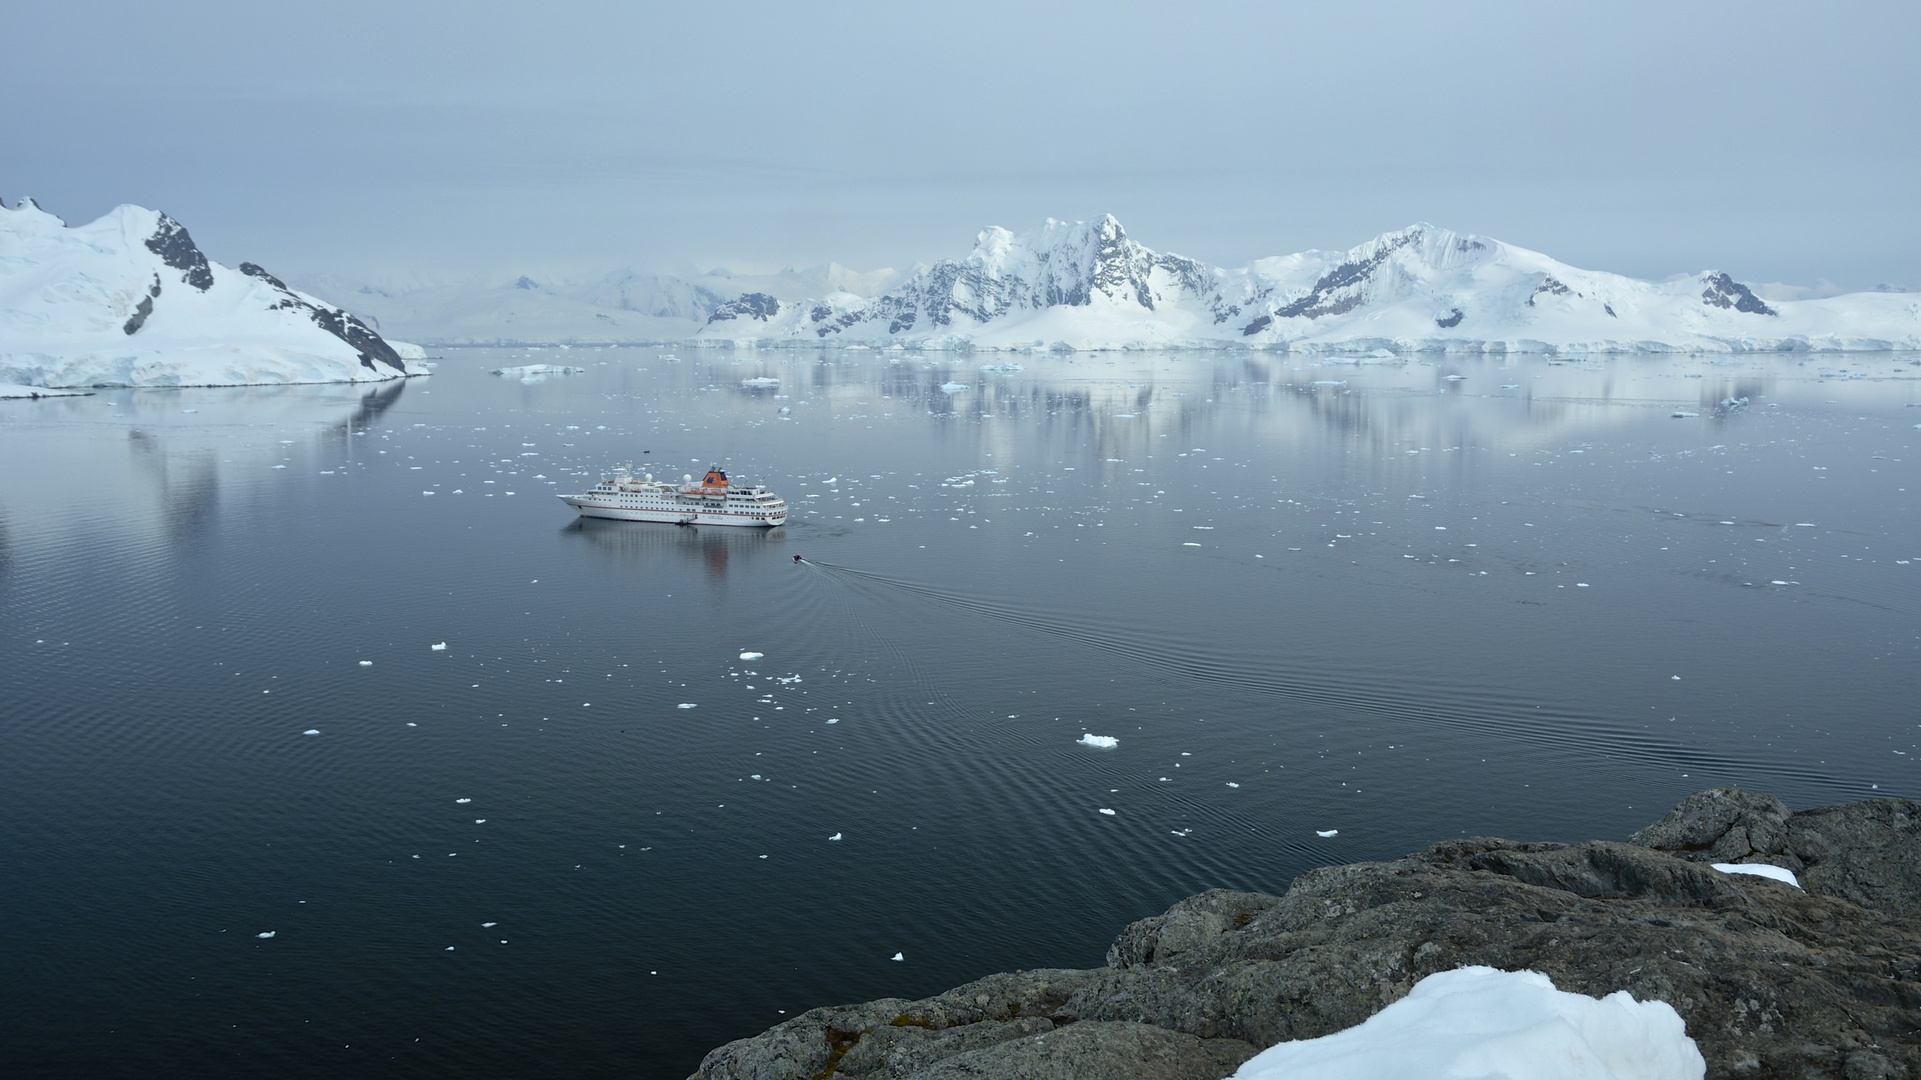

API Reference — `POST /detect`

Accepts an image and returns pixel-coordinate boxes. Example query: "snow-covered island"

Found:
[698,215,1921,355]
[0,199,426,389]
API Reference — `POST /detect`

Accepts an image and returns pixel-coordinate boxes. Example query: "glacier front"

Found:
[0,199,425,388]
[696,215,1921,355]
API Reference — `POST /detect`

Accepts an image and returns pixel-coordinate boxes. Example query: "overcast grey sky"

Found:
[7,1,1918,287]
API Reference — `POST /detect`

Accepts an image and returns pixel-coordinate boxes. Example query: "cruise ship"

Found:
[558,466,787,527]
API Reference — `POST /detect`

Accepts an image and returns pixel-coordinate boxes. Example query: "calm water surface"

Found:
[2,348,1917,1078]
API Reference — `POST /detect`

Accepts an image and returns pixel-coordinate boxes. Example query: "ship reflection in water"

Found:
[562,515,786,580]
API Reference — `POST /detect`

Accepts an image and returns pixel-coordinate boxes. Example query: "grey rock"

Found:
[1628,787,1794,864]
[692,792,1921,1080]
[1629,787,1921,918]
[899,1023,1255,1080]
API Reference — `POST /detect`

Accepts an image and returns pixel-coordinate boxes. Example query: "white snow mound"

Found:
[0,198,426,387]
[1712,863,1802,888]
[1232,966,1704,1080]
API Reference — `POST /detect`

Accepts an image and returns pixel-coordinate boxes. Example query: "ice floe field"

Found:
[1,346,1917,1078]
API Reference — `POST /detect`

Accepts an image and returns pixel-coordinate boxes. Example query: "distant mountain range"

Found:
[296,263,913,347]
[299,215,1921,355]
[695,216,1921,354]
[9,202,1917,372]
[0,199,424,388]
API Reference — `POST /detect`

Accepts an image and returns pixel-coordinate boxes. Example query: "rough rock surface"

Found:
[1629,788,1921,918]
[690,791,1921,1080]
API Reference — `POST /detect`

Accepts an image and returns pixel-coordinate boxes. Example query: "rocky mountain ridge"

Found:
[691,788,1921,1080]
[695,217,1921,354]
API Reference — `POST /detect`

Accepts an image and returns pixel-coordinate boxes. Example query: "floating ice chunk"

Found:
[939,382,969,393]
[445,946,455,951]
[491,364,583,378]
[739,651,764,661]
[826,718,839,724]
[482,922,496,928]
[1078,734,1119,749]
[1183,542,1202,547]
[302,729,320,736]
[1443,374,1466,381]
[1230,966,1704,1080]
[1712,862,1801,888]
[1671,410,1700,418]
[891,952,904,961]
[257,931,275,939]
[829,833,842,841]
[1226,782,1240,788]
[981,363,1022,373]
[358,660,372,667]
[474,819,486,824]
[1098,808,1117,816]
[431,642,447,651]
[456,798,471,803]
[1316,829,1339,837]
[677,703,697,709]
[740,377,780,388]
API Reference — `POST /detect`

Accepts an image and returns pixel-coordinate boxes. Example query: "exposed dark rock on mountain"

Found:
[1528,275,1572,306]
[144,213,214,292]
[690,791,1921,1080]
[708,292,782,324]
[239,262,406,375]
[1700,272,1778,316]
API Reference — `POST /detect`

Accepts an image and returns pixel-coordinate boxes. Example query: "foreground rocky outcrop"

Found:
[690,790,1920,1080]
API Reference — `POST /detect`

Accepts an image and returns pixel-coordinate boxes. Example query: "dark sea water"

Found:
[2,348,1917,1078]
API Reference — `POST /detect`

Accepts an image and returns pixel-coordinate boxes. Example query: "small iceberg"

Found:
[1098,808,1117,816]
[739,651,764,661]
[676,703,698,709]
[981,363,1023,374]
[302,729,320,736]
[431,642,447,651]
[891,952,904,961]
[1078,734,1118,749]
[939,382,970,393]
[358,660,372,667]
[256,931,276,939]
[1316,829,1338,837]
[829,833,842,841]
[1671,410,1700,418]
[740,377,780,388]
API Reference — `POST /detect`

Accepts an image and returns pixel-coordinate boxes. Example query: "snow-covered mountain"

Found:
[0,199,424,388]
[698,216,1921,354]
[295,262,912,346]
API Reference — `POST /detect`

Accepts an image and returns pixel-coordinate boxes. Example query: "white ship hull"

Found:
[559,496,785,527]
[559,465,787,528]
